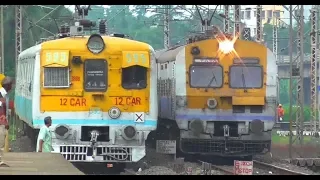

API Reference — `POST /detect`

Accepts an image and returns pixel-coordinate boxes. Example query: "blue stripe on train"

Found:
[15,95,33,125]
[15,95,157,126]
[160,97,274,121]
[33,119,157,126]
[175,114,274,121]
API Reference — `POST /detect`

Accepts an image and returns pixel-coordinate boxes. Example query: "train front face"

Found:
[38,34,157,163]
[177,37,277,157]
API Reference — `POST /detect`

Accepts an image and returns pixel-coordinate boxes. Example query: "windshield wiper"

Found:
[207,71,218,88]
[241,68,248,92]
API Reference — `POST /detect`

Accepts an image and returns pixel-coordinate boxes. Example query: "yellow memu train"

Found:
[155,33,277,158]
[14,29,158,164]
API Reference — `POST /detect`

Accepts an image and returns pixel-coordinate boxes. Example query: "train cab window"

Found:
[229,66,263,89]
[122,65,147,89]
[189,65,223,88]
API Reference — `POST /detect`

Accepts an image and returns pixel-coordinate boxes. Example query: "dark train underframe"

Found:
[154,118,271,158]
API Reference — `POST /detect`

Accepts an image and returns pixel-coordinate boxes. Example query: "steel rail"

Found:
[253,160,309,175]
[198,160,309,175]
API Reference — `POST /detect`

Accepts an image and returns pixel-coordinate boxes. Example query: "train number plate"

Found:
[156,140,176,154]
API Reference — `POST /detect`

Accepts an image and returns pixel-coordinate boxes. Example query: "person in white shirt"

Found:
[0,76,13,167]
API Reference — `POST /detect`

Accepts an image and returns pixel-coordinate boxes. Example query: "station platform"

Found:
[0,152,84,175]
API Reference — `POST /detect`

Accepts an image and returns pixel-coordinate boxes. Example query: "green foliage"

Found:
[279,79,315,122]
[263,20,311,55]
[104,5,223,50]
[279,79,299,105]
[3,5,72,76]
[272,130,313,145]
[282,105,313,122]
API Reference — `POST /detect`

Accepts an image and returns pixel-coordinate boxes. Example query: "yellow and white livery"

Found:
[156,34,277,158]
[14,33,157,163]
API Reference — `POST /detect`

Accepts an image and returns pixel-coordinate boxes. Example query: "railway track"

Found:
[274,122,317,129]
[123,168,138,175]
[197,160,233,175]
[122,150,311,175]
[253,160,309,175]
[200,160,309,175]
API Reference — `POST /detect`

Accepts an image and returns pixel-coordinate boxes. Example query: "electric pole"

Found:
[15,5,22,75]
[273,12,278,60]
[318,5,320,133]
[310,5,319,133]
[256,5,262,42]
[234,5,241,38]
[273,11,279,105]
[74,5,79,20]
[289,5,305,158]
[223,5,229,33]
[0,6,4,74]
[297,5,305,145]
[288,5,294,159]
[163,5,170,49]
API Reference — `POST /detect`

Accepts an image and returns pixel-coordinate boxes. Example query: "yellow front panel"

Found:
[185,38,267,109]
[40,36,150,113]
[232,96,265,105]
[40,92,147,112]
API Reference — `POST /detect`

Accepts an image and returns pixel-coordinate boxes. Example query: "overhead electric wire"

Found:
[106,5,129,23]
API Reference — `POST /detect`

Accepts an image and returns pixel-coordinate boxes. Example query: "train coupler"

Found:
[89,130,100,158]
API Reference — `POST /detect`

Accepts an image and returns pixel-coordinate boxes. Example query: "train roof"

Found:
[19,35,153,60]
[155,45,185,63]
[41,36,152,52]
[18,44,41,59]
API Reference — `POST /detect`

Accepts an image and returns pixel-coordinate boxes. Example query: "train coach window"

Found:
[122,65,147,89]
[84,59,107,92]
[189,65,223,88]
[229,66,263,89]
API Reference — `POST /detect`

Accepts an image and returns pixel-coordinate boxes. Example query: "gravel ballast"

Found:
[255,155,320,175]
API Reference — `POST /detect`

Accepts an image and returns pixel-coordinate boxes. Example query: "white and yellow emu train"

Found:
[14,32,157,163]
[155,35,277,158]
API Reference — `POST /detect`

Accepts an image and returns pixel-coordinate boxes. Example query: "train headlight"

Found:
[108,107,121,119]
[87,34,105,54]
[54,124,71,139]
[250,119,264,134]
[176,96,187,107]
[218,40,234,54]
[121,125,137,140]
[207,98,217,109]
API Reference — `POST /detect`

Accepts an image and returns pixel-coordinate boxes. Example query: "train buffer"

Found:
[0,152,84,175]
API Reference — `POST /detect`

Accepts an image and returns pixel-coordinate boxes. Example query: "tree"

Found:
[3,5,72,77]
[263,20,312,106]
[263,20,311,56]
[86,5,105,22]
